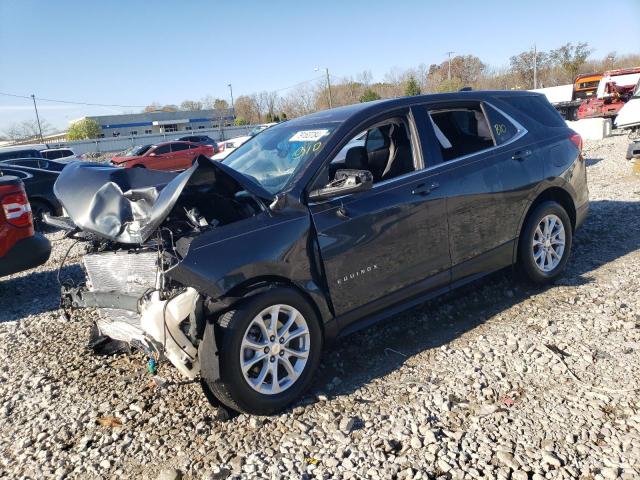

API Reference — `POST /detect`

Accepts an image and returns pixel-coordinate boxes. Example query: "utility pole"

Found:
[31,94,43,141]
[325,67,333,109]
[315,67,333,109]
[533,44,538,89]
[446,51,455,81]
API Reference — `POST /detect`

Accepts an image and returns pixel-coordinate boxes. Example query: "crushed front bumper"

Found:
[64,250,201,378]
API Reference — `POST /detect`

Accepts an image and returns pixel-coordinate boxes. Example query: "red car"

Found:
[111,141,214,171]
[0,175,51,277]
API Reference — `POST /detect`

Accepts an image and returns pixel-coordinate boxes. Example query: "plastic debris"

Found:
[87,323,132,356]
[147,357,157,375]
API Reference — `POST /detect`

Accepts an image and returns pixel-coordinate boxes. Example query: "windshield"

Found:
[223,123,337,194]
[125,144,152,156]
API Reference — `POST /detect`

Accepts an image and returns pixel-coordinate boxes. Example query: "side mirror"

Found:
[308,169,373,202]
[149,152,157,157]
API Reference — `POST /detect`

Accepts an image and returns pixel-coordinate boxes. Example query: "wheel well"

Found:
[220,276,326,337]
[514,187,576,264]
[29,196,57,214]
[523,187,576,232]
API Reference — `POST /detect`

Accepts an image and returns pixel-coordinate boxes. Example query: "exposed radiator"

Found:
[83,251,158,294]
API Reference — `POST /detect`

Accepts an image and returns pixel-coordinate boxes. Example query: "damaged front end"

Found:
[51,156,272,378]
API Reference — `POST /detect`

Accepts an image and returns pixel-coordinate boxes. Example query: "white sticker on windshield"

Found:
[289,129,330,142]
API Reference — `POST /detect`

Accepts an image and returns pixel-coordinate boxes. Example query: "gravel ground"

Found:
[1,133,639,480]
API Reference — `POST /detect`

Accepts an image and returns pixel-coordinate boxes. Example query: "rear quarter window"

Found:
[483,104,519,144]
[500,95,567,128]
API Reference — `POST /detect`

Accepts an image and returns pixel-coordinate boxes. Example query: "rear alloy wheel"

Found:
[200,288,322,415]
[518,201,572,284]
[532,214,565,273]
[29,200,52,231]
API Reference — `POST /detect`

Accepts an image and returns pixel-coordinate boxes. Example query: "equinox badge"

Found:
[337,264,379,285]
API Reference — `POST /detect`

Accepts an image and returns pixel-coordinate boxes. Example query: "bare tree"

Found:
[4,119,52,141]
[233,95,261,124]
[449,55,486,86]
[143,102,178,112]
[201,96,229,110]
[356,70,373,87]
[280,84,317,119]
[180,100,203,111]
[213,98,229,110]
[510,48,550,88]
[143,102,162,113]
[256,91,279,121]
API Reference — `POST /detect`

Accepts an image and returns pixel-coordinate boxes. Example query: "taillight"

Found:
[569,132,583,152]
[0,188,32,227]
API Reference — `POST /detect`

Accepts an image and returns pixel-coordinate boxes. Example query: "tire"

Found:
[568,107,578,122]
[29,200,53,231]
[518,201,573,284]
[200,287,323,415]
[132,164,146,168]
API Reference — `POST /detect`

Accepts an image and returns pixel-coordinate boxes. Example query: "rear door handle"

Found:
[512,149,532,161]
[412,181,440,196]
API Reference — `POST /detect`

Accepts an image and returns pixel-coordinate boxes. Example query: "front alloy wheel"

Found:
[240,304,310,395]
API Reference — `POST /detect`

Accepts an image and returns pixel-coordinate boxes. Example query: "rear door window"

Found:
[171,143,189,152]
[428,106,495,161]
[44,150,66,159]
[10,159,38,167]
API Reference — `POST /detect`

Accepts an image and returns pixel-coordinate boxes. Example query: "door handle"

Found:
[512,149,532,161]
[336,205,350,219]
[412,182,439,196]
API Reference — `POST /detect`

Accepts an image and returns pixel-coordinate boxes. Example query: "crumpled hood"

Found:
[54,155,272,244]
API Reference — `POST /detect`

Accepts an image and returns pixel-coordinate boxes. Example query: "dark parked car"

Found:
[177,135,219,151]
[0,175,51,277]
[0,160,64,228]
[0,148,44,161]
[1,157,69,171]
[50,91,588,414]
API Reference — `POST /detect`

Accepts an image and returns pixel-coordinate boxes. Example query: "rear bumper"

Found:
[576,201,589,230]
[0,233,51,277]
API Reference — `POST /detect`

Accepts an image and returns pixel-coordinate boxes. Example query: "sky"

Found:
[1,0,639,132]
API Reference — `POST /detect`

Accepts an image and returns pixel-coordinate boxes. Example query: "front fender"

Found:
[167,208,334,326]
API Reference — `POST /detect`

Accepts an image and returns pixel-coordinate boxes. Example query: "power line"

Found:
[0,75,328,109]
[0,91,146,108]
[272,75,326,93]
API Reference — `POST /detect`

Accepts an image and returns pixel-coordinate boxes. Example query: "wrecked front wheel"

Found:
[200,288,322,415]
